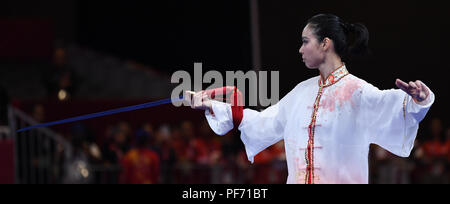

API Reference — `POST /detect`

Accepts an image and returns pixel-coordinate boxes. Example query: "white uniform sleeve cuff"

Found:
[205,100,234,136]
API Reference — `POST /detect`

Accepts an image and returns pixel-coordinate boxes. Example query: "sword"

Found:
[16,96,185,133]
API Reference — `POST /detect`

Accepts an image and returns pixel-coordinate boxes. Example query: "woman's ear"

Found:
[322,37,332,51]
[321,38,333,51]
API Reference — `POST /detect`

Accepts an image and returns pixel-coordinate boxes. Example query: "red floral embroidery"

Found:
[328,75,335,84]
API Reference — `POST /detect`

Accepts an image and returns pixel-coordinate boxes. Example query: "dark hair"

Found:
[306,14,370,60]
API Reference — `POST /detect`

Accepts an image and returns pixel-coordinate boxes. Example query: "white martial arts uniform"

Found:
[205,65,434,184]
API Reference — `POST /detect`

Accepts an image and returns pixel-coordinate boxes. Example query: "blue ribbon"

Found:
[17,97,184,133]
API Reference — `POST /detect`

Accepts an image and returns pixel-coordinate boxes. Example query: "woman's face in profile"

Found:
[299,24,325,69]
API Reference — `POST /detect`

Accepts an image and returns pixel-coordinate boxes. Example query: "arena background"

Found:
[0,0,448,184]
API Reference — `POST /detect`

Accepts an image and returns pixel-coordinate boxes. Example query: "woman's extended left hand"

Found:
[395,79,430,103]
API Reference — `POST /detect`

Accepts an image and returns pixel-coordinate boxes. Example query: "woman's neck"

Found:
[318,55,344,82]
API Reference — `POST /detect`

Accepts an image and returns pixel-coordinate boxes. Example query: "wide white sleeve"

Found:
[238,103,285,163]
[205,85,299,163]
[204,100,286,163]
[360,83,435,157]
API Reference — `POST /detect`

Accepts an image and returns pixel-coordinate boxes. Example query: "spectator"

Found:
[63,123,93,184]
[43,47,79,100]
[32,104,45,123]
[422,118,446,159]
[189,121,210,165]
[119,129,160,184]
[421,160,448,184]
[198,120,222,166]
[252,141,286,184]
[155,124,176,184]
[172,123,193,183]
[141,122,155,146]
[69,123,102,163]
[102,122,131,165]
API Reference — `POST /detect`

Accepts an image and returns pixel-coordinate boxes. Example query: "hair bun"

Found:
[307,14,370,59]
